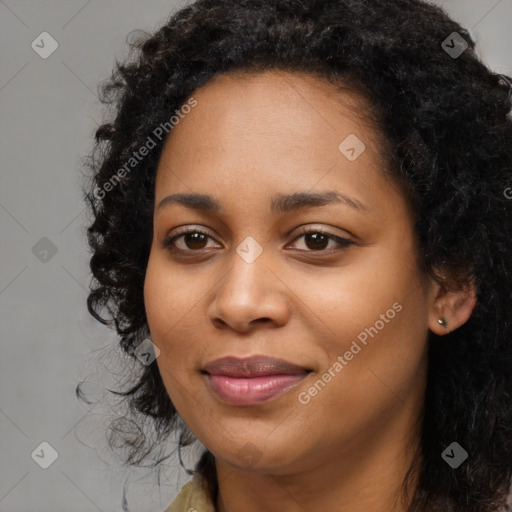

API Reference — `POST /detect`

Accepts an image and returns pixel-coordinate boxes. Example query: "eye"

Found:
[163,226,355,254]
[163,227,219,252]
[288,227,355,252]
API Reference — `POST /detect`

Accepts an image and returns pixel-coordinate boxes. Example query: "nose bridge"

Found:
[218,237,269,307]
[209,237,288,329]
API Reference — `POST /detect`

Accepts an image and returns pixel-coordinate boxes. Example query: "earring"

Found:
[438,318,448,328]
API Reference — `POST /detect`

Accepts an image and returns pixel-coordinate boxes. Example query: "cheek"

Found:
[293,246,429,400]
[143,250,210,398]
[289,289,428,459]
[292,240,425,348]
[144,250,198,340]
[144,252,191,378]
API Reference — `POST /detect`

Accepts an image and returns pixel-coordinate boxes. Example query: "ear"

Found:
[428,277,477,335]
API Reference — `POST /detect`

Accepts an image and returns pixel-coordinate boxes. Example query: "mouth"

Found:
[202,355,313,406]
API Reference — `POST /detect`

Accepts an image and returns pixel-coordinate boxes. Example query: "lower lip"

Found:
[205,373,309,406]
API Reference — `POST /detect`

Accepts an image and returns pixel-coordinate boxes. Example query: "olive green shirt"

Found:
[165,474,216,512]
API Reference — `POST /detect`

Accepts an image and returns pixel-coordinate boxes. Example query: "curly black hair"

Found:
[80,0,512,510]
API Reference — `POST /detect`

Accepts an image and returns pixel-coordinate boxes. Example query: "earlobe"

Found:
[428,279,477,335]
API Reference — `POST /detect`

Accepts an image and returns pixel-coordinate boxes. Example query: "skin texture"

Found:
[144,70,476,512]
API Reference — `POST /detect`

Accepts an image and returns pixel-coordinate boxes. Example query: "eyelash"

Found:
[163,226,355,254]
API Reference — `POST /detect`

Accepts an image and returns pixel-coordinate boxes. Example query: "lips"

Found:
[202,355,311,406]
[203,355,310,377]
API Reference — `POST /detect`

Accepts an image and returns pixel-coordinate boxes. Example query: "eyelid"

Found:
[291,224,355,242]
[162,225,218,248]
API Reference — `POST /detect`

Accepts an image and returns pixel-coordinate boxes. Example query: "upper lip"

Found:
[203,355,311,377]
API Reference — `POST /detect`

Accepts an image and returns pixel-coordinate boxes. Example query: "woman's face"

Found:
[144,70,438,476]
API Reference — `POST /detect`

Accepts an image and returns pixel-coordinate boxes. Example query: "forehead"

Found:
[165,69,377,145]
[154,69,399,215]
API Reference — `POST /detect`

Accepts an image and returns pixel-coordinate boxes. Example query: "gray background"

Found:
[1,1,511,511]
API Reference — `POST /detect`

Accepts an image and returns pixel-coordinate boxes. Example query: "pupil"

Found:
[306,232,328,250]
[186,232,207,249]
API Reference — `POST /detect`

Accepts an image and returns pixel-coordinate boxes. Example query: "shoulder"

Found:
[164,474,215,512]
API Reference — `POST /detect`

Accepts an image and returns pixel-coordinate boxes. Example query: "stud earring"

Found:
[438,318,448,328]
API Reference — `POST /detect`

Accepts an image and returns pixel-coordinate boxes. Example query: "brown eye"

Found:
[289,228,355,252]
[303,232,330,250]
[181,232,208,250]
[163,229,217,252]
[163,226,355,256]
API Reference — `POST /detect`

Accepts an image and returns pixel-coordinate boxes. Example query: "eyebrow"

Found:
[157,191,369,214]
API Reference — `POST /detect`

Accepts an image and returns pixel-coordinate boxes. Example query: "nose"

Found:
[207,248,291,333]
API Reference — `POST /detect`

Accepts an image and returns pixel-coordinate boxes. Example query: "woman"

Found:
[82,0,512,510]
